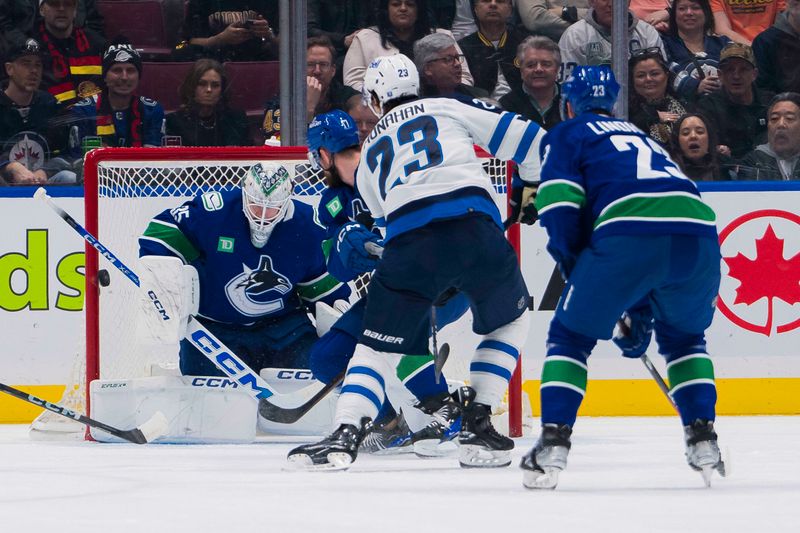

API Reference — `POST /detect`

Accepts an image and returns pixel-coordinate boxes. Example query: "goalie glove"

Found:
[138,255,200,344]
[335,222,382,273]
[509,181,540,225]
[613,307,654,359]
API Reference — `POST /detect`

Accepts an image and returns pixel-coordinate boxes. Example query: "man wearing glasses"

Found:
[558,0,665,80]
[414,33,488,99]
[306,36,360,123]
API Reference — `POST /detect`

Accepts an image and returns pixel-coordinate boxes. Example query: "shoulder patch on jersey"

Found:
[325,196,343,218]
[139,96,158,106]
[201,191,224,211]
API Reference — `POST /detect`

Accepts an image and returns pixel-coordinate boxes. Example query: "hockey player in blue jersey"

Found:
[137,161,351,377]
[287,54,544,471]
[303,109,467,456]
[519,65,726,489]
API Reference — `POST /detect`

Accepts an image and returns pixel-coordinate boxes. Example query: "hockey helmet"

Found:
[362,53,419,117]
[241,162,293,248]
[307,110,360,170]
[560,65,620,119]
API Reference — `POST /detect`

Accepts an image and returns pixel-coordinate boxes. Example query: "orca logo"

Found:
[225,255,292,317]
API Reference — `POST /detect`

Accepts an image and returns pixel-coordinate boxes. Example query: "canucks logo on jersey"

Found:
[225,255,292,317]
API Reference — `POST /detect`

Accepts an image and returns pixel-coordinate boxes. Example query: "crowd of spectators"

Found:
[1,0,798,185]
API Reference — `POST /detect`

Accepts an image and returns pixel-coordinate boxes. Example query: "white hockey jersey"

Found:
[355,96,544,242]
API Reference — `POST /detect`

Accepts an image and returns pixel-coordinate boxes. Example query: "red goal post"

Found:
[62,146,523,437]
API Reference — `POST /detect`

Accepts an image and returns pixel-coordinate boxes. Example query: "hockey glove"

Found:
[509,182,540,225]
[613,308,655,359]
[335,222,382,273]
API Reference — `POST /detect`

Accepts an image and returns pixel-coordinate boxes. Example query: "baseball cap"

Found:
[5,38,43,62]
[719,42,755,67]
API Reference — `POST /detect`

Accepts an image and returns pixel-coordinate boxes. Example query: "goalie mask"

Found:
[242,162,293,248]
[362,53,419,118]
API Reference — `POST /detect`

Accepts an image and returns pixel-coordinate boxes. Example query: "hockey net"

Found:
[31,146,524,437]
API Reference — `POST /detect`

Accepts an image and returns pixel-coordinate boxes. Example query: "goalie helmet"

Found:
[242,162,293,248]
[560,65,620,119]
[307,110,360,170]
[362,53,419,117]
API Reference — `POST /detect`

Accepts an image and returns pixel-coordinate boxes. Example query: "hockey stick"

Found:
[616,318,678,412]
[258,369,346,424]
[0,382,168,444]
[35,187,333,415]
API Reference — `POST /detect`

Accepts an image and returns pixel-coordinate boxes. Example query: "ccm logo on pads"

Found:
[363,329,404,344]
[148,290,170,321]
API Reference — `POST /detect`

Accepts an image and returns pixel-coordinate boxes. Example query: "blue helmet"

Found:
[561,65,620,118]
[307,110,360,170]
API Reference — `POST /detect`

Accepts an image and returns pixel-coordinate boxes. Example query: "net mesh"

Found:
[31,147,510,434]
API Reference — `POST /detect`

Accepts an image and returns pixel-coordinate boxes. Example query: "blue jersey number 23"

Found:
[366,115,444,199]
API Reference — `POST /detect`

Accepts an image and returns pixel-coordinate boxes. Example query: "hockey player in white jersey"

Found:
[287,53,545,471]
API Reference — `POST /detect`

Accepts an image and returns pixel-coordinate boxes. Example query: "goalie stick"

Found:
[34,187,334,416]
[258,369,345,424]
[0,382,168,444]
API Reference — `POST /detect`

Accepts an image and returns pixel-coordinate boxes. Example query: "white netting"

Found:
[31,147,510,434]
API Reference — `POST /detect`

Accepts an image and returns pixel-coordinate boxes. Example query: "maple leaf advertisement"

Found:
[718,210,800,336]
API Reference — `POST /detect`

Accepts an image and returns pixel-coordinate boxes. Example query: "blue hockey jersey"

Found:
[139,190,350,326]
[534,113,718,275]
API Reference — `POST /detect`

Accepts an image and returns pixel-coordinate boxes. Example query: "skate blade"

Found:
[522,467,560,490]
[700,466,714,487]
[286,452,353,472]
[413,439,458,458]
[458,445,511,468]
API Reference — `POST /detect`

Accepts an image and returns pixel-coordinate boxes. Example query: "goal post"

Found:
[35,145,524,438]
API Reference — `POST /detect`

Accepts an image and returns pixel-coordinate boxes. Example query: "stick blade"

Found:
[134,411,169,444]
[33,186,48,201]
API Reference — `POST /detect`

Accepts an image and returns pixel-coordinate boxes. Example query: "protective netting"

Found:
[32,147,510,434]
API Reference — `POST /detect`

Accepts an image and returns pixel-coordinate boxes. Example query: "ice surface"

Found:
[1,416,798,532]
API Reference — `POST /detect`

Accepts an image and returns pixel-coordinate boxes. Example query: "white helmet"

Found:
[241,162,293,248]
[362,53,419,117]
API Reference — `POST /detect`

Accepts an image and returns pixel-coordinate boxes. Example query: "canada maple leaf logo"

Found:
[720,214,800,336]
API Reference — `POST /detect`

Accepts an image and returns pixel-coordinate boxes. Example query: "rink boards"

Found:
[0,182,799,422]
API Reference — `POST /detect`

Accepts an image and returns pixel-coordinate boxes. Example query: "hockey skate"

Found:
[410,392,462,458]
[456,386,513,468]
[684,419,726,487]
[287,418,371,471]
[359,411,413,455]
[520,423,573,489]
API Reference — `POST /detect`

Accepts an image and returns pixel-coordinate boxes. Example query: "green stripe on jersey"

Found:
[667,354,715,390]
[541,357,588,392]
[297,273,343,302]
[396,354,434,382]
[142,220,200,262]
[535,180,586,214]
[594,193,716,229]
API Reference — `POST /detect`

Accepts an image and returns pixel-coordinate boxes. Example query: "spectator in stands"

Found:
[753,0,800,94]
[430,0,479,41]
[558,0,665,81]
[345,98,379,145]
[459,0,526,100]
[697,42,773,159]
[631,1,670,32]
[343,0,472,91]
[0,0,103,53]
[663,0,730,101]
[415,32,486,97]
[306,36,360,123]
[498,35,562,129]
[1,38,76,184]
[166,58,249,147]
[709,0,785,45]
[307,0,375,59]
[33,0,106,104]
[176,0,279,62]
[629,48,688,146]
[738,92,800,181]
[67,41,164,157]
[669,113,735,181]
[517,1,589,42]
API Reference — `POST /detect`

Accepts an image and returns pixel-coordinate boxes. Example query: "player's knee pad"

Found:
[546,317,596,360]
[309,329,356,384]
[482,309,530,349]
[654,321,707,359]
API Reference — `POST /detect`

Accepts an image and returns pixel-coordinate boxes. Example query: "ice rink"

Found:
[1,416,797,532]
